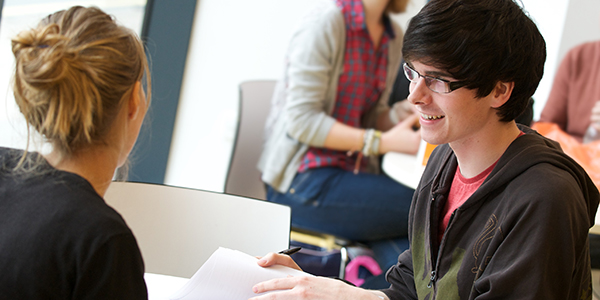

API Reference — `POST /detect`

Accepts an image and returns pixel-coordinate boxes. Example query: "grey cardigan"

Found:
[258,0,404,193]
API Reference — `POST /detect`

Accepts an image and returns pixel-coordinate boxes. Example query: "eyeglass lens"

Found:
[403,63,450,94]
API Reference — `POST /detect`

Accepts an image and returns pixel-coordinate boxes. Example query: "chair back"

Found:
[222,80,350,279]
[104,181,290,278]
[224,80,277,200]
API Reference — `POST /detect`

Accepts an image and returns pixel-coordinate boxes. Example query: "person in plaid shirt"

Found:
[258,0,419,288]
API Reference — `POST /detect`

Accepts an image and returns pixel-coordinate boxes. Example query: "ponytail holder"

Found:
[37,44,49,49]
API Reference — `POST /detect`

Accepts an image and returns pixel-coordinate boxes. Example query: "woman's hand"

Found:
[379,113,421,155]
[391,100,417,124]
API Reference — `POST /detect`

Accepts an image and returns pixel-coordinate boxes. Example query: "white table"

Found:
[145,273,189,300]
[592,212,600,235]
[382,152,425,190]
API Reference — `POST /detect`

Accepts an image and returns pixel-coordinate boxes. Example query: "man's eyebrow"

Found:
[425,70,453,78]
[407,62,453,78]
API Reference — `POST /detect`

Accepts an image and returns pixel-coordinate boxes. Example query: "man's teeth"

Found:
[421,113,444,120]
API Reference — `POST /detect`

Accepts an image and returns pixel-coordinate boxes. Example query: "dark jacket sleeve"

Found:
[382,248,418,300]
[73,233,148,300]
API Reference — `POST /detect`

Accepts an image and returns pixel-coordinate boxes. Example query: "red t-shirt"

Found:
[438,133,525,242]
[438,161,497,242]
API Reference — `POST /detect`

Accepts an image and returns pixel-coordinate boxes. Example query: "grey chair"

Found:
[224,80,275,200]
[224,80,351,278]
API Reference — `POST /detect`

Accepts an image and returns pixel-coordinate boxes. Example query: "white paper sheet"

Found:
[169,247,312,299]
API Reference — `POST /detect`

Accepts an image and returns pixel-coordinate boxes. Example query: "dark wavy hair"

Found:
[403,0,546,122]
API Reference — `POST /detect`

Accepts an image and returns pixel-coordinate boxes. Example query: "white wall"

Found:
[521,0,570,120]
[558,0,600,63]
[165,0,426,192]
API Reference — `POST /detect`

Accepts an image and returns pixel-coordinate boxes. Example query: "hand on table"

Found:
[250,252,385,300]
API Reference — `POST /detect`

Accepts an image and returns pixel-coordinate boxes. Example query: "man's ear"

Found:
[491,81,514,109]
[128,82,142,120]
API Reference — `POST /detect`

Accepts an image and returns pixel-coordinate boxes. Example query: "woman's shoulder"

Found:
[564,40,600,64]
[303,0,342,20]
[292,0,345,37]
[0,147,24,169]
[0,162,136,265]
[6,165,131,237]
[47,177,130,234]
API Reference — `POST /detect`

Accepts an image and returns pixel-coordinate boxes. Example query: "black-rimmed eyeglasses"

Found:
[403,63,467,94]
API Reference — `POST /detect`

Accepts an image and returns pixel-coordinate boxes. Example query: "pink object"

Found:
[344,255,382,286]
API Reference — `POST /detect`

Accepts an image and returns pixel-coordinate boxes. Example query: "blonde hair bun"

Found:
[12,6,150,155]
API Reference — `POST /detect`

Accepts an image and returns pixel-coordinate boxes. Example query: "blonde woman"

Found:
[0,6,150,299]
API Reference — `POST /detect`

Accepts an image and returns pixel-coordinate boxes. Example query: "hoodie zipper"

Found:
[428,200,458,298]
[428,270,437,288]
[427,195,441,294]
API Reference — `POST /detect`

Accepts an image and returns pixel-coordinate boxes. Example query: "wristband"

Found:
[362,129,374,157]
[361,129,382,157]
[371,130,381,155]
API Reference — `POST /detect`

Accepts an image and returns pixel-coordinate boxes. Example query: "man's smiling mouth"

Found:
[421,113,445,120]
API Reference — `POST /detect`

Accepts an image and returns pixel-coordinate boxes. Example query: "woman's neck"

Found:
[44,146,119,197]
[362,0,388,48]
[363,0,388,20]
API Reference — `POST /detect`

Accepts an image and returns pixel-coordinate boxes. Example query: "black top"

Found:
[0,148,147,299]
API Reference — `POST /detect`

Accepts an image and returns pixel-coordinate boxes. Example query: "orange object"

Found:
[532,122,600,188]
[421,142,437,166]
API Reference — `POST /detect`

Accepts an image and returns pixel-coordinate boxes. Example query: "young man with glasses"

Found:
[251,0,600,299]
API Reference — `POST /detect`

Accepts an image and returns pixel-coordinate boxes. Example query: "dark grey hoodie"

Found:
[383,126,600,299]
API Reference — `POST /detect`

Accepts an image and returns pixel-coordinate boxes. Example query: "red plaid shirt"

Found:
[298,0,394,173]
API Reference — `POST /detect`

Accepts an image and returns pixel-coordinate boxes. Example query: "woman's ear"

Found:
[128,81,142,120]
[491,81,515,109]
